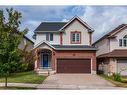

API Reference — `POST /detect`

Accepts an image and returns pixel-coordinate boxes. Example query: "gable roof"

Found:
[23,35,34,44]
[16,31,34,44]
[34,16,94,33]
[59,16,94,32]
[93,24,127,45]
[33,41,55,49]
[35,22,67,32]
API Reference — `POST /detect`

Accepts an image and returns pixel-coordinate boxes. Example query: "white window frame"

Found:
[119,35,127,47]
[71,32,81,44]
[46,33,53,41]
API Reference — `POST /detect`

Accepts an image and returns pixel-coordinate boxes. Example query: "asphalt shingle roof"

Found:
[98,49,127,58]
[93,24,127,45]
[35,22,67,32]
[52,45,97,50]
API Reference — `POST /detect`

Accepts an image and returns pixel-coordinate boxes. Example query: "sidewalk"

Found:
[0,83,39,88]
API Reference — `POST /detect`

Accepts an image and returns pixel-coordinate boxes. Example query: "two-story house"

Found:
[33,16,97,75]
[94,24,127,76]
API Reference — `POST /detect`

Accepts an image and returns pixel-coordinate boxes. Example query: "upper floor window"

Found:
[46,33,53,41]
[119,35,127,47]
[119,39,122,46]
[71,31,81,44]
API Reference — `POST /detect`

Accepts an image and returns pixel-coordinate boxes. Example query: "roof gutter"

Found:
[55,48,97,51]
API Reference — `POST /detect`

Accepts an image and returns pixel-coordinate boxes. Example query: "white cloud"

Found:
[82,6,127,42]
[26,20,41,27]
[2,6,127,43]
[62,19,69,22]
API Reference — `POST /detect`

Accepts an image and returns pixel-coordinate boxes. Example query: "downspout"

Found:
[108,38,111,52]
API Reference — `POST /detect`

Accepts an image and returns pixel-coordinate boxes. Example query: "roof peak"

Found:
[34,16,93,32]
[93,23,127,45]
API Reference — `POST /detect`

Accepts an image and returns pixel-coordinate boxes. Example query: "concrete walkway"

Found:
[37,74,126,89]
[0,83,39,88]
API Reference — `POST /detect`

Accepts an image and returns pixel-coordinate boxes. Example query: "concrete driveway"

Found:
[37,74,124,89]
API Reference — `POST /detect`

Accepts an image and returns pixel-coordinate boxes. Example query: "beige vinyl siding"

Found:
[35,32,60,46]
[95,38,110,56]
[110,28,127,51]
[62,20,90,45]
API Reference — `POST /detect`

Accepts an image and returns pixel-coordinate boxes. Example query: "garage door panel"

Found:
[57,59,91,73]
[117,59,127,76]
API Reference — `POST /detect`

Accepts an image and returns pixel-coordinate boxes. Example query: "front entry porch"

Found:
[40,50,51,69]
[34,48,56,75]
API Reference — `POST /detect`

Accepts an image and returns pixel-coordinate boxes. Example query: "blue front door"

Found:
[43,54,48,68]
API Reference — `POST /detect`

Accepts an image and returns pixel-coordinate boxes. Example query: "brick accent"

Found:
[89,32,92,47]
[36,48,96,74]
[51,50,96,73]
[60,32,63,45]
[34,49,41,70]
[51,49,56,70]
[92,52,96,71]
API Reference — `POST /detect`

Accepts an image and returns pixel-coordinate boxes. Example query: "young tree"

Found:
[0,8,28,87]
[20,42,35,71]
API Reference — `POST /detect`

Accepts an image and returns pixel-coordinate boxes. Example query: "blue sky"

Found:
[1,6,127,42]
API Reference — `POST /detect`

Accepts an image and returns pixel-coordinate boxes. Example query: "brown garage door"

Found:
[57,59,91,73]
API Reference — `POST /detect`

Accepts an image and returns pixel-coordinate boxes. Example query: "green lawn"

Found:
[0,86,36,90]
[99,74,127,88]
[0,71,47,84]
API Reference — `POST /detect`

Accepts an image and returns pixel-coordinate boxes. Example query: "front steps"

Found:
[36,68,56,76]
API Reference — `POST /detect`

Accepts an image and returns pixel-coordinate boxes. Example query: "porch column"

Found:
[34,48,41,71]
[51,49,56,71]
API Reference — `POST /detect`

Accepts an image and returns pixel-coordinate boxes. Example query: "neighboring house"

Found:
[33,16,97,75]
[93,24,127,76]
[18,35,34,52]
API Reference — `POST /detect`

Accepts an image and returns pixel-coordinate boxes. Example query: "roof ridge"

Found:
[93,24,127,45]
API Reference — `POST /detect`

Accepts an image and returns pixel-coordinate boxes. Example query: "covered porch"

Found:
[34,42,56,75]
[40,49,52,69]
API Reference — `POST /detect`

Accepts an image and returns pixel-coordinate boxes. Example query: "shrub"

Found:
[19,48,35,71]
[97,70,104,74]
[112,73,121,82]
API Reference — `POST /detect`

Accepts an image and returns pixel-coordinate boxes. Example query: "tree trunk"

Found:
[5,76,7,87]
